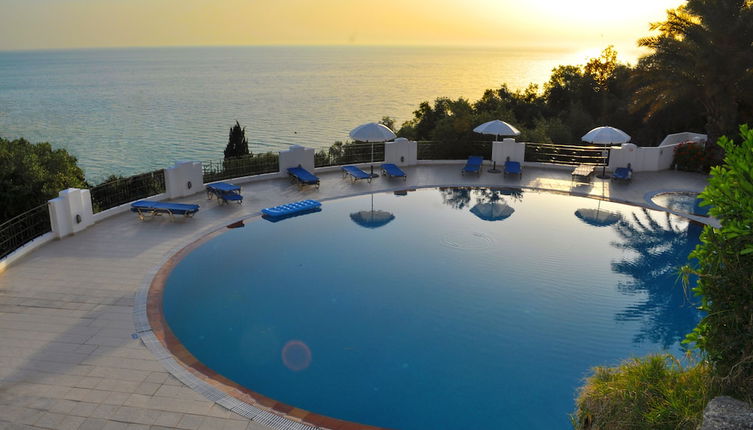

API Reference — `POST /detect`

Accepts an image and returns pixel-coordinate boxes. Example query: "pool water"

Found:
[163,188,702,430]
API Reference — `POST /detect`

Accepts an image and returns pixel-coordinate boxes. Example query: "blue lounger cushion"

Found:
[261,199,321,218]
[130,201,200,219]
[504,160,522,177]
[341,165,371,182]
[612,167,632,182]
[462,156,484,174]
[287,166,320,187]
[380,163,406,179]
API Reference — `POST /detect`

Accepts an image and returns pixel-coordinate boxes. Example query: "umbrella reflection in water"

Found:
[350,194,395,229]
[575,200,622,227]
[470,202,515,221]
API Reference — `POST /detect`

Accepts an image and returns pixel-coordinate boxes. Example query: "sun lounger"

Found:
[206,182,243,204]
[341,165,372,183]
[287,165,320,189]
[130,200,199,221]
[381,163,407,180]
[611,164,633,183]
[571,164,595,183]
[504,158,522,178]
[462,156,484,175]
[261,199,321,221]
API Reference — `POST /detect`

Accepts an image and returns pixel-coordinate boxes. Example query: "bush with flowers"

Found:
[673,141,709,172]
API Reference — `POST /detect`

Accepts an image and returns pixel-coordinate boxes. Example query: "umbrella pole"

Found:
[370,142,379,178]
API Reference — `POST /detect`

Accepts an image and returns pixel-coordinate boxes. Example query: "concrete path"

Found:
[0,164,710,430]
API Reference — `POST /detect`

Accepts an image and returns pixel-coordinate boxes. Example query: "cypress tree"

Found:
[224,121,250,159]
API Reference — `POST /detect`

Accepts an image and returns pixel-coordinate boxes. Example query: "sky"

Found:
[1,0,683,57]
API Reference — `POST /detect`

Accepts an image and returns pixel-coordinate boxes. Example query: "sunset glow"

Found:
[2,0,683,57]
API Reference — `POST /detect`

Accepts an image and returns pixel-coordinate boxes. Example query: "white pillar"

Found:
[384,138,417,166]
[279,145,315,172]
[165,161,203,199]
[492,138,525,166]
[48,188,94,239]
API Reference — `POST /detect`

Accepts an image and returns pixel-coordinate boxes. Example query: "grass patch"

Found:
[572,354,718,430]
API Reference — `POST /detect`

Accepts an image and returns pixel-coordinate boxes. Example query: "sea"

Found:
[0,45,602,182]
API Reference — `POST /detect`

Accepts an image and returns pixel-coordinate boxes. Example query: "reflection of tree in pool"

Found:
[610,208,703,348]
[439,187,523,209]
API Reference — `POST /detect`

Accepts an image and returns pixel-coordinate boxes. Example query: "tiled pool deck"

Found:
[0,164,711,430]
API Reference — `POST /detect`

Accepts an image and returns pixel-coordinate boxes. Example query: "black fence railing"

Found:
[315,143,384,168]
[203,153,280,183]
[524,143,611,166]
[417,141,494,161]
[0,204,52,260]
[89,170,166,213]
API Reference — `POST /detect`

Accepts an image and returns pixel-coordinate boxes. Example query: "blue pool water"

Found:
[163,188,702,430]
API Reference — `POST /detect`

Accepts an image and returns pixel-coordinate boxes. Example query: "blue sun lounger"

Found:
[462,155,484,175]
[130,200,200,221]
[206,182,243,204]
[287,165,320,189]
[612,164,633,183]
[341,165,372,183]
[380,163,407,180]
[504,158,522,178]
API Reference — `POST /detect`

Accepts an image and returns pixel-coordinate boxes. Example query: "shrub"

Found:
[683,124,753,396]
[0,137,86,222]
[673,142,709,172]
[573,354,717,430]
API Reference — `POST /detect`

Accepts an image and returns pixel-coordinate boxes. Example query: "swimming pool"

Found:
[160,188,702,429]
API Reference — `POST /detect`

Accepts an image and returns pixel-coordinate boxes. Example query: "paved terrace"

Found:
[0,164,710,430]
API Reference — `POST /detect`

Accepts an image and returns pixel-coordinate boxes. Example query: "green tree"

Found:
[683,125,753,396]
[224,121,250,159]
[632,0,753,157]
[0,137,86,222]
[379,116,397,132]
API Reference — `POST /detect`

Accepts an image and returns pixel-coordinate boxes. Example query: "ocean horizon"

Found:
[1,45,609,182]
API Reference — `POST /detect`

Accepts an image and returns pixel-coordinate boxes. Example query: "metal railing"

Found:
[203,153,280,183]
[524,143,610,166]
[315,142,384,168]
[89,169,166,213]
[0,204,51,260]
[417,141,493,161]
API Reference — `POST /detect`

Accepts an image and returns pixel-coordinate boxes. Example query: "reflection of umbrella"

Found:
[575,201,622,227]
[470,202,515,221]
[349,122,397,177]
[582,126,631,178]
[350,194,395,229]
[473,120,521,141]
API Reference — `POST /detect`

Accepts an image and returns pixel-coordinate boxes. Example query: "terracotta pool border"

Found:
[135,215,386,430]
[134,184,717,430]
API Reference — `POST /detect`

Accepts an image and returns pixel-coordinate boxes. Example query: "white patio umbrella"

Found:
[582,126,631,178]
[473,120,521,172]
[581,126,631,145]
[349,122,397,177]
[473,120,521,141]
